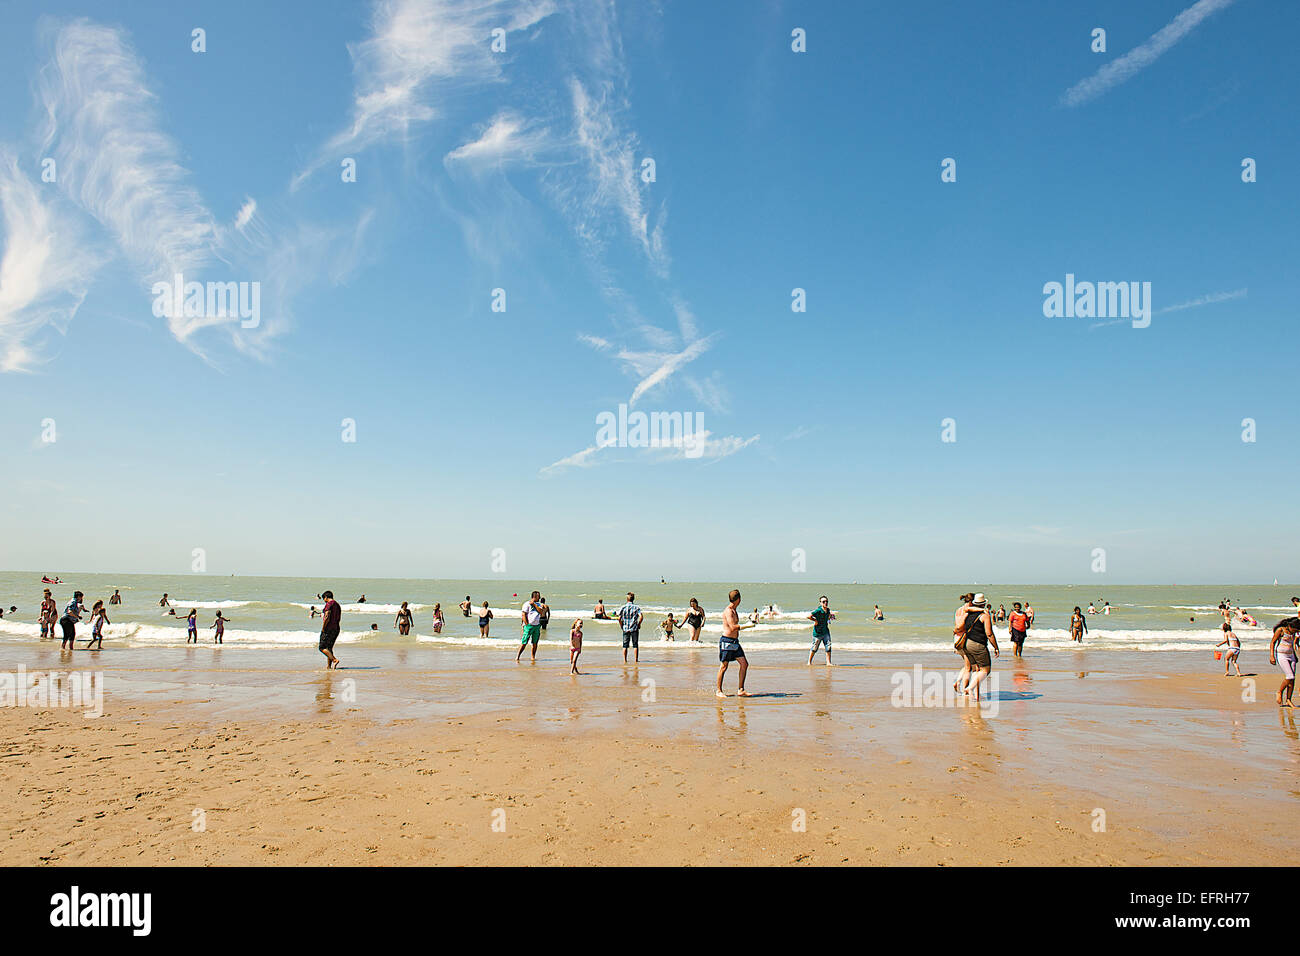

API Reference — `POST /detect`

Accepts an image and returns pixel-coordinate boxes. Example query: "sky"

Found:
[0,0,1296,584]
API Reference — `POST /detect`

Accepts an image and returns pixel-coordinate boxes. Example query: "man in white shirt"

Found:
[516,590,543,662]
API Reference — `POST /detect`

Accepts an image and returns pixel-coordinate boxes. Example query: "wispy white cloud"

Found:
[233,198,257,232]
[1157,287,1247,314]
[444,110,557,174]
[683,370,729,415]
[294,0,557,189]
[1059,0,1237,108]
[37,19,222,342]
[562,75,666,276]
[540,429,759,476]
[539,443,603,475]
[623,333,717,407]
[327,0,735,447]
[25,18,369,363]
[0,149,103,371]
[1088,287,1246,330]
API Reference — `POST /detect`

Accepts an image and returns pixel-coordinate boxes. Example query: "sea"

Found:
[0,572,1290,654]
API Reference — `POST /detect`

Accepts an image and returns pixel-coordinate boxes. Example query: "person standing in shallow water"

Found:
[807,595,834,666]
[85,600,108,649]
[1216,621,1242,677]
[395,601,413,636]
[617,592,643,664]
[716,589,753,698]
[59,591,86,650]
[960,593,999,703]
[318,590,342,669]
[1007,602,1029,658]
[682,598,705,642]
[1070,606,1087,643]
[39,589,54,640]
[517,591,543,662]
[1270,618,1299,707]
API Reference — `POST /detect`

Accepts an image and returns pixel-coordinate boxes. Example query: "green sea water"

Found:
[1,571,1291,653]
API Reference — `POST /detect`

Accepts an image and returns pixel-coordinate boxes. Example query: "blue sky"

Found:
[0,0,1295,583]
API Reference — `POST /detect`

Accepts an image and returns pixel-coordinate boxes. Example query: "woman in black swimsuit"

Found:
[682,598,705,643]
[395,601,413,636]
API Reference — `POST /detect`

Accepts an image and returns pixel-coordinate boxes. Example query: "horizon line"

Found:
[3,569,1295,590]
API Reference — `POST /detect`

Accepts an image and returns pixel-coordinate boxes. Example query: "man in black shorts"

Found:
[318,590,342,668]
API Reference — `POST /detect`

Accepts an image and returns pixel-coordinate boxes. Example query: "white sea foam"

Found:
[0,615,1270,655]
[159,600,253,610]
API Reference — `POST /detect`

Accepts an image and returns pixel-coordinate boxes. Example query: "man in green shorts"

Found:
[517,590,543,662]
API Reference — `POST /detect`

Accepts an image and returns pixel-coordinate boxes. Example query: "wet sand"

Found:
[0,641,1296,865]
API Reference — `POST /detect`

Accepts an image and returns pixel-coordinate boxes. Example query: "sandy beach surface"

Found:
[1,642,1296,866]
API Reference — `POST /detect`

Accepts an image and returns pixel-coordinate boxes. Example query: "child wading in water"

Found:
[661,613,677,642]
[211,610,229,644]
[86,600,109,649]
[1215,621,1241,677]
[184,608,199,644]
[569,619,583,675]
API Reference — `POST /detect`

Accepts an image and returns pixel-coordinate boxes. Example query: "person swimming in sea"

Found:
[873,604,884,621]
[593,599,611,620]
[109,589,121,605]
[459,596,472,618]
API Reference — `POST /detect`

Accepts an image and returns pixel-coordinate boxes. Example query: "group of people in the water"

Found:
[21,583,1300,708]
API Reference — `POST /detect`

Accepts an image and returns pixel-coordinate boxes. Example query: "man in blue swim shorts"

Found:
[716,588,752,698]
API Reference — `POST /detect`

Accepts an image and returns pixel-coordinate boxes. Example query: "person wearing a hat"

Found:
[957,593,999,702]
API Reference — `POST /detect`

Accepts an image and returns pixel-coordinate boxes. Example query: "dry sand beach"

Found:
[1,645,1294,866]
